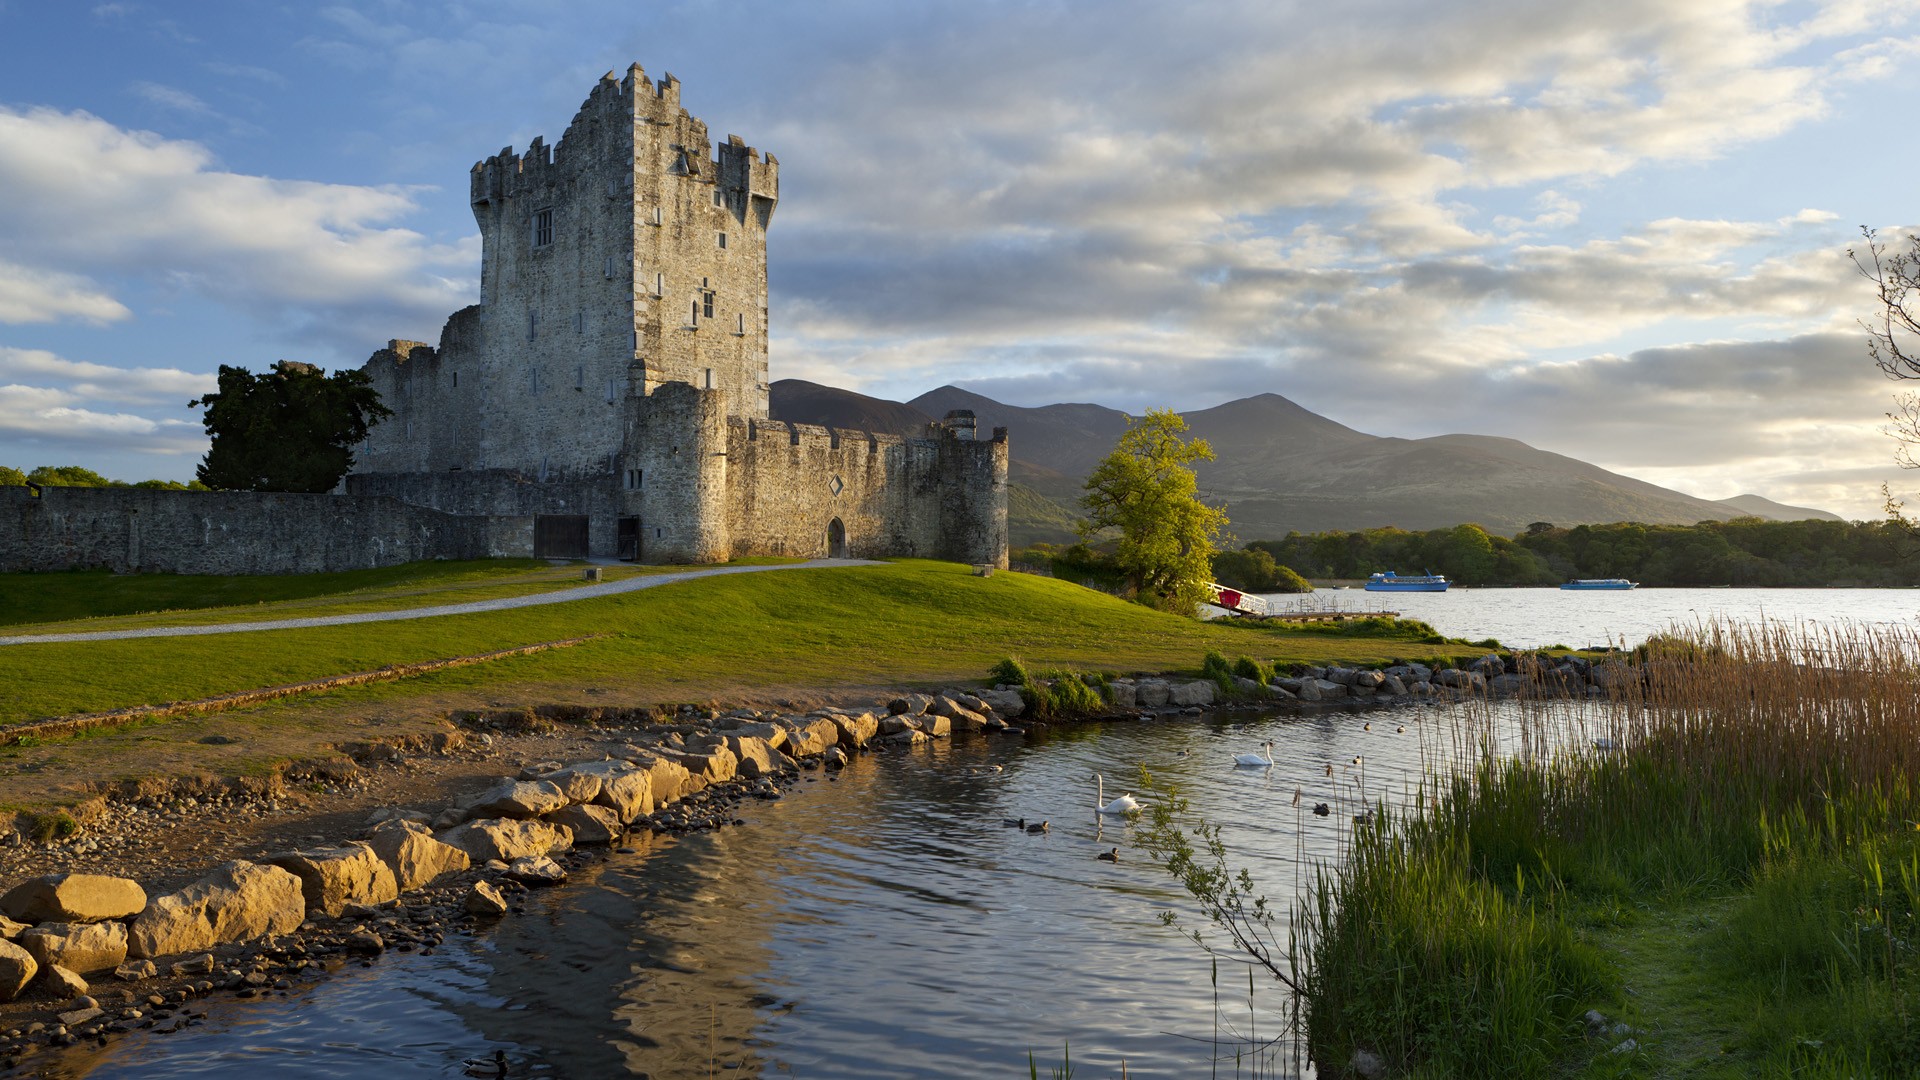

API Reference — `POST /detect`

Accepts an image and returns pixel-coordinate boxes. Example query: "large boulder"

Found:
[268,843,400,918]
[1169,681,1216,707]
[0,939,35,1001]
[1107,681,1137,708]
[888,694,933,715]
[467,780,569,820]
[129,861,306,960]
[548,804,622,845]
[623,754,692,808]
[682,745,738,787]
[726,737,791,780]
[438,818,573,864]
[728,722,789,751]
[974,688,1026,718]
[829,712,879,750]
[540,767,602,805]
[782,718,840,758]
[1352,670,1387,690]
[20,921,127,975]
[364,820,471,892]
[1135,680,1172,708]
[917,713,952,738]
[0,873,147,925]
[1590,662,1638,692]
[550,760,653,821]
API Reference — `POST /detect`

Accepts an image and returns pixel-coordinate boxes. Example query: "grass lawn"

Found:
[0,558,1478,817]
[0,560,1476,725]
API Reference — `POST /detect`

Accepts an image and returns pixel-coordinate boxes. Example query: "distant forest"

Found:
[1249,518,1920,588]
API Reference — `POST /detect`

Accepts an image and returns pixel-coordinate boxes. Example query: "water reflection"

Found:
[55,701,1555,1079]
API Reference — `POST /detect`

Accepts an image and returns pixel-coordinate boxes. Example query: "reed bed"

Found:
[1302,619,1920,1076]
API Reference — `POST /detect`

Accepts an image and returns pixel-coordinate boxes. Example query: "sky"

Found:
[1,0,1917,520]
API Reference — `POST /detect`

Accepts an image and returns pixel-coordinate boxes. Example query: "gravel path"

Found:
[0,559,884,646]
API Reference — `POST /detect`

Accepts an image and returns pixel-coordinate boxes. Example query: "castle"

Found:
[0,65,1007,576]
[346,63,1008,567]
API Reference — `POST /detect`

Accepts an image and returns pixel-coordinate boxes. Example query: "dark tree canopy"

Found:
[190,363,392,492]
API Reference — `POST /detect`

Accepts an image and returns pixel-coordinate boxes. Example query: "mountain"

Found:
[1711,494,1844,522]
[775,382,1847,543]
[769,380,937,437]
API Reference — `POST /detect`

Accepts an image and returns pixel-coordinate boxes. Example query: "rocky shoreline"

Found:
[0,650,1627,1074]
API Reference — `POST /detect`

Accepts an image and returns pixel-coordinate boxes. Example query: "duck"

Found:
[1395,724,1406,734]
[1096,847,1120,862]
[1363,722,1372,732]
[1093,773,1141,816]
[1353,811,1375,826]
[1312,803,1331,817]
[1232,740,1276,767]
[462,1049,509,1079]
[1001,817,1027,829]
[1026,820,1049,834]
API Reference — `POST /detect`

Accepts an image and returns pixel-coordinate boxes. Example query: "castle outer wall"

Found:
[0,487,529,576]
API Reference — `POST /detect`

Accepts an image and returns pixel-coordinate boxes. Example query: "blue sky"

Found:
[1,0,1916,519]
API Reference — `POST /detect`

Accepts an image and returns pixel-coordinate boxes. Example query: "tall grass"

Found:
[1301,619,1920,1075]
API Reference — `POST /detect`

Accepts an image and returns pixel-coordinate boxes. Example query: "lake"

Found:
[1254,586,1920,649]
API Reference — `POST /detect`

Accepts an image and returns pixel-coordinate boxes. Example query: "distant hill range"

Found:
[769,380,1843,545]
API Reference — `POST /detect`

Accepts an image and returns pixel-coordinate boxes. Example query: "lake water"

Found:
[1254,587,1920,650]
[39,702,1553,1080]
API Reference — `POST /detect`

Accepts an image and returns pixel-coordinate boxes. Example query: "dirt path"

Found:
[0,559,882,646]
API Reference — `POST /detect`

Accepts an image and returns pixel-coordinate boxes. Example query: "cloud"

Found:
[0,106,472,346]
[0,348,214,405]
[0,264,130,325]
[129,81,216,117]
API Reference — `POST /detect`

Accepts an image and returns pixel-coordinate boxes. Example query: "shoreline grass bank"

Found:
[1301,624,1920,1078]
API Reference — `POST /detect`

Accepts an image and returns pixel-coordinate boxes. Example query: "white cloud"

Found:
[0,106,472,345]
[0,264,129,325]
[0,348,213,405]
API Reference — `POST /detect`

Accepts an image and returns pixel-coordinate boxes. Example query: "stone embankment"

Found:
[1103,652,1626,711]
[0,688,1031,1071]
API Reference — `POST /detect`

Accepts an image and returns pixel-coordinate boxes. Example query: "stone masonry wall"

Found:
[344,470,623,560]
[0,487,530,576]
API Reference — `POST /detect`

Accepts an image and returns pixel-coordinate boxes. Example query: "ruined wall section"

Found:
[721,419,1009,566]
[0,487,530,576]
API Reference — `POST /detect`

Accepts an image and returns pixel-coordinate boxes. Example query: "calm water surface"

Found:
[45,702,1563,1080]
[1256,586,1920,649]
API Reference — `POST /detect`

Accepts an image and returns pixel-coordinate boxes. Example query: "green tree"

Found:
[0,466,25,487]
[1079,409,1228,614]
[27,465,115,487]
[191,363,391,492]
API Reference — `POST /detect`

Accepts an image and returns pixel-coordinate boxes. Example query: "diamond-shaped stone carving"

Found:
[828,475,844,496]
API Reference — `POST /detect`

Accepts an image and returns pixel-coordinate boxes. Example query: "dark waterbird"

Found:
[1096,847,1119,862]
[1312,803,1331,817]
[462,1049,509,1078]
[1026,820,1050,834]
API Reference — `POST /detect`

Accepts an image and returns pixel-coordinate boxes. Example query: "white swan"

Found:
[1233,740,1276,767]
[1093,772,1140,816]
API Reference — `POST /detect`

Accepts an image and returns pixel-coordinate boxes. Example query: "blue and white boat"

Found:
[1561,578,1638,590]
[1364,571,1449,592]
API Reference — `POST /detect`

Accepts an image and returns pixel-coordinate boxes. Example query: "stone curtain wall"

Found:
[723,420,1010,566]
[344,471,622,559]
[0,487,531,575]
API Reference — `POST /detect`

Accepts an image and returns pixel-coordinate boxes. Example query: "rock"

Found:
[622,754,691,808]
[888,694,933,715]
[431,809,465,831]
[365,819,471,891]
[1610,1038,1638,1055]
[1294,679,1322,702]
[1351,1048,1386,1079]
[516,761,564,780]
[824,746,849,769]
[0,939,36,1001]
[782,718,840,757]
[20,922,127,975]
[38,963,87,999]
[345,930,384,955]
[1,873,147,925]
[1135,680,1171,708]
[1107,681,1137,708]
[1352,670,1386,690]
[1324,667,1358,686]
[56,1006,102,1028]
[878,714,914,737]
[973,688,1026,717]
[681,745,738,786]
[1590,662,1637,691]
[112,960,156,982]
[1470,654,1508,679]
[438,818,574,864]
[0,914,28,939]
[168,953,215,977]
[829,712,879,750]
[467,780,569,820]
[1169,681,1215,707]
[464,881,509,917]
[1381,674,1408,695]
[945,705,991,731]
[362,807,429,827]
[546,760,654,821]
[1488,673,1529,696]
[1232,676,1265,695]
[725,736,791,780]
[547,804,622,845]
[1310,679,1346,699]
[1435,668,1484,691]
[267,843,400,918]
[128,861,308,960]
[542,767,602,805]
[505,857,567,886]
[917,713,952,738]
[1583,1009,1609,1036]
